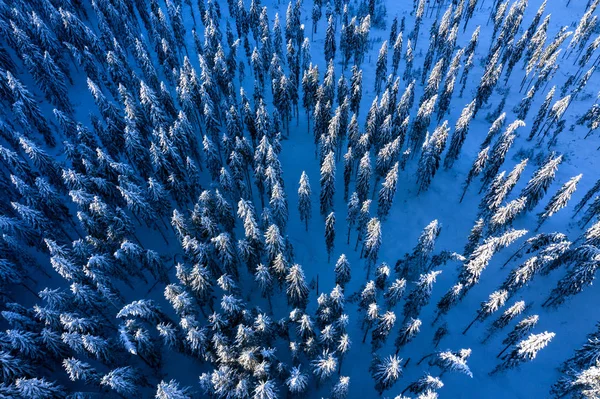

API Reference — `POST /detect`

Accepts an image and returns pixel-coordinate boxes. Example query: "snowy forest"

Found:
[2,0,600,397]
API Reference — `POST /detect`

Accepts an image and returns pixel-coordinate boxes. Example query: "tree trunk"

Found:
[463,313,481,335]
[416,352,434,365]
[497,342,513,358]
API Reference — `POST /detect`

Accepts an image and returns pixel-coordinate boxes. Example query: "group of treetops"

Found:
[0,0,600,397]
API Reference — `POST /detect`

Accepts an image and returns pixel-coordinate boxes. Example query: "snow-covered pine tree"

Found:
[325,212,336,263]
[528,86,556,141]
[375,41,388,93]
[356,151,372,202]
[474,50,503,115]
[325,16,337,63]
[483,300,526,342]
[492,332,555,374]
[497,314,540,358]
[403,270,442,321]
[378,162,399,219]
[417,122,449,193]
[543,258,600,308]
[537,174,582,229]
[385,278,407,309]
[409,220,442,276]
[392,32,403,75]
[371,310,396,351]
[514,86,537,121]
[286,264,309,309]
[394,317,422,354]
[298,171,312,231]
[520,153,563,212]
[334,254,352,289]
[331,376,350,399]
[458,229,528,292]
[363,218,383,274]
[320,151,336,215]
[402,374,444,397]
[463,289,509,334]
[156,379,192,399]
[370,354,403,395]
[489,196,527,235]
[431,348,473,378]
[461,147,489,202]
[552,360,600,399]
[312,349,338,382]
[481,120,525,189]
[409,95,438,153]
[286,366,309,395]
[463,219,485,257]
[434,283,464,325]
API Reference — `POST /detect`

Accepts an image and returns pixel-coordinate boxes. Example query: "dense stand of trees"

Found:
[0,0,598,398]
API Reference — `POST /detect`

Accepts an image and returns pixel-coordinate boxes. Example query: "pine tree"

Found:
[474,50,503,115]
[520,153,563,212]
[489,197,527,235]
[286,264,309,309]
[370,354,403,395]
[481,112,507,150]
[378,162,399,219]
[385,278,407,309]
[350,66,363,115]
[409,95,437,153]
[156,380,192,399]
[482,120,525,189]
[417,122,449,193]
[444,100,476,169]
[101,367,140,396]
[371,311,396,351]
[458,229,528,291]
[312,349,338,381]
[544,260,600,308]
[434,283,464,325]
[403,270,442,321]
[394,317,422,354]
[392,32,403,75]
[363,218,383,272]
[375,41,388,93]
[483,300,526,342]
[320,151,336,215]
[537,174,582,229]
[325,16,337,62]
[298,171,312,231]
[286,366,309,395]
[410,220,442,276]
[332,376,351,399]
[461,147,489,202]
[403,39,414,81]
[493,332,555,374]
[574,178,600,216]
[463,290,509,334]
[430,349,473,378]
[552,361,600,399]
[402,374,444,397]
[497,315,540,358]
[325,212,336,263]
